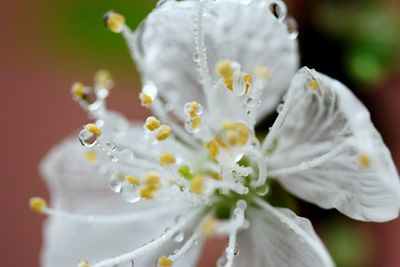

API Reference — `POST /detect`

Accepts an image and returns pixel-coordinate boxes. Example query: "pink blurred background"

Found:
[1,0,399,266]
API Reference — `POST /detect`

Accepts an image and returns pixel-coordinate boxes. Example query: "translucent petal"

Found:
[40,135,201,267]
[233,202,334,267]
[263,67,400,222]
[126,0,299,121]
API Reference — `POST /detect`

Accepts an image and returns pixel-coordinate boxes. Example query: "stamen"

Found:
[85,151,97,163]
[157,256,173,267]
[145,116,161,131]
[71,82,85,101]
[205,140,220,159]
[126,175,141,186]
[156,125,172,141]
[242,73,252,95]
[85,123,102,138]
[29,197,47,214]
[78,260,91,267]
[309,79,319,91]
[94,69,113,89]
[104,11,126,33]
[168,230,201,262]
[159,152,176,167]
[200,216,217,238]
[139,92,153,107]
[190,175,205,194]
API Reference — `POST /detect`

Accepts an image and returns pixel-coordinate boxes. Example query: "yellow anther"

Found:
[104,11,125,33]
[29,197,47,214]
[139,92,153,107]
[254,66,270,79]
[215,134,227,148]
[309,79,319,91]
[205,140,220,159]
[144,171,161,189]
[158,256,173,267]
[145,116,161,131]
[156,125,172,141]
[78,260,91,267]
[190,176,204,195]
[223,76,233,91]
[216,59,234,78]
[140,185,155,199]
[222,120,237,131]
[226,130,240,146]
[159,152,176,167]
[191,116,201,130]
[359,153,371,169]
[126,175,141,186]
[242,73,252,95]
[209,170,223,180]
[85,151,97,163]
[85,123,102,137]
[71,82,85,100]
[200,216,217,237]
[236,123,250,146]
[94,69,113,88]
[186,101,201,118]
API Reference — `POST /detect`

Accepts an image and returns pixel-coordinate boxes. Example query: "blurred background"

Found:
[1,0,399,266]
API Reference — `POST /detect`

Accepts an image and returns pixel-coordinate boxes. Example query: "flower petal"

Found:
[40,135,202,267]
[126,0,299,121]
[234,200,334,267]
[263,67,400,222]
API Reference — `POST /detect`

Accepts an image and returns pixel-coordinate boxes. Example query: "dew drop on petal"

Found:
[120,182,140,203]
[234,243,240,256]
[277,103,284,113]
[172,231,184,243]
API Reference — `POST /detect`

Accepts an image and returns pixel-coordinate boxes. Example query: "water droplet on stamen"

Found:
[79,129,98,147]
[255,183,269,196]
[192,52,200,62]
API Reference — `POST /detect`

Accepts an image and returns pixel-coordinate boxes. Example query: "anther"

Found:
[139,92,153,107]
[158,256,173,267]
[126,175,141,186]
[216,60,234,78]
[358,153,371,169]
[200,216,217,237]
[145,116,161,131]
[29,197,47,214]
[71,82,85,100]
[104,11,125,33]
[159,152,176,167]
[85,123,102,137]
[309,79,319,91]
[205,140,220,159]
[85,151,97,163]
[94,69,113,89]
[77,260,91,267]
[156,125,172,141]
[190,175,204,194]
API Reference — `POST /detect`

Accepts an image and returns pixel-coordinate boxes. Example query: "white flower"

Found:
[31,1,400,267]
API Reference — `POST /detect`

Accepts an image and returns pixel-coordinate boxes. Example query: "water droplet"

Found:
[184,119,200,134]
[236,200,247,210]
[268,127,273,132]
[108,173,124,193]
[234,243,240,256]
[277,103,284,113]
[78,128,97,147]
[142,82,158,99]
[105,141,117,151]
[174,215,183,224]
[285,16,299,40]
[172,231,184,243]
[217,255,228,267]
[118,149,135,163]
[120,182,140,203]
[269,1,287,21]
[255,184,269,196]
[246,97,255,105]
[192,52,200,62]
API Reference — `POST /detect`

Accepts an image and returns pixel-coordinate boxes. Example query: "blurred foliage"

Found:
[42,1,157,67]
[314,0,400,87]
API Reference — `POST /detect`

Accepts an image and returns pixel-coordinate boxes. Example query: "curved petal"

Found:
[233,201,334,267]
[126,0,299,121]
[40,135,202,267]
[263,67,400,222]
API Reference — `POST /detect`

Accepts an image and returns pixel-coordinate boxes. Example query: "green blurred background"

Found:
[1,0,399,266]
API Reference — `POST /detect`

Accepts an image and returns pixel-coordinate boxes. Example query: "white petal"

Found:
[126,0,299,121]
[233,201,334,267]
[263,67,400,222]
[40,136,201,267]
